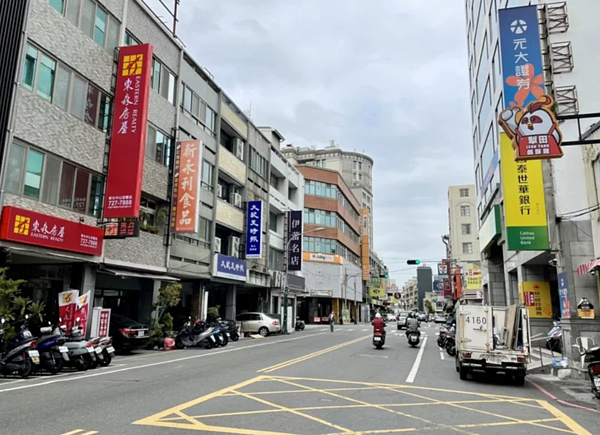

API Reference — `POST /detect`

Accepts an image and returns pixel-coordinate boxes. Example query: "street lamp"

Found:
[282,226,325,334]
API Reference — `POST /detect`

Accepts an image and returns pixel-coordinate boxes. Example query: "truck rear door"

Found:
[458,306,492,353]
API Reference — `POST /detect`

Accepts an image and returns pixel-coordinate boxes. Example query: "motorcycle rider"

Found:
[372,313,386,339]
[405,312,421,338]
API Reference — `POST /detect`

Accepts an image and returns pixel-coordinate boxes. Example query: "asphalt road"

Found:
[1,322,598,435]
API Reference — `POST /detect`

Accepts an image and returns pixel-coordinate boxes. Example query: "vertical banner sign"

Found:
[104,44,153,218]
[361,209,370,280]
[287,210,302,271]
[437,263,448,276]
[58,290,79,331]
[557,272,570,319]
[75,291,91,332]
[171,140,202,233]
[500,133,549,250]
[519,281,552,318]
[245,200,263,258]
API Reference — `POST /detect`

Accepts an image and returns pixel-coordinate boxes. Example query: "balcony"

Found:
[216,199,244,231]
[219,145,246,185]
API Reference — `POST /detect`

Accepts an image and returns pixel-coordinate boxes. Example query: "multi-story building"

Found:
[467,0,600,346]
[295,165,363,323]
[447,185,480,263]
[401,277,418,311]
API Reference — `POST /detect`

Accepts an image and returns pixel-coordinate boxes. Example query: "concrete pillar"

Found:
[225,285,236,319]
[139,279,160,326]
[70,263,96,338]
[190,281,204,320]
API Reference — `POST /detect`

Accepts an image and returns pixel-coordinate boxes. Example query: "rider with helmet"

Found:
[405,312,421,338]
[372,313,386,338]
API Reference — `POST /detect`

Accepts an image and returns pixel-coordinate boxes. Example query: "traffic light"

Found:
[407,259,421,265]
[380,273,389,279]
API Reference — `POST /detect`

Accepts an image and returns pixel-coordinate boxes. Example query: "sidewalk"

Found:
[529,372,600,409]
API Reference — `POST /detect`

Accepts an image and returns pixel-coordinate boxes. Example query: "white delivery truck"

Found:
[455,304,531,385]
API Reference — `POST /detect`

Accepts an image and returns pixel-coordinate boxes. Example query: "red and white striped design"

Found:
[576,259,600,276]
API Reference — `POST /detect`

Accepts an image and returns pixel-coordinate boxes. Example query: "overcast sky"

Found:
[149,0,474,285]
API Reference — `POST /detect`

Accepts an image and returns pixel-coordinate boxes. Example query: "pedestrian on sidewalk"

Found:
[329,312,335,332]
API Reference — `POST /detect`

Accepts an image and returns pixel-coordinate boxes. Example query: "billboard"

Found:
[245,201,263,258]
[519,281,552,318]
[213,254,247,282]
[287,211,302,271]
[104,44,153,218]
[303,252,344,264]
[171,140,202,233]
[500,133,549,250]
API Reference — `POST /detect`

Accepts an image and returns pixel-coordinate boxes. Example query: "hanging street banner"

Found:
[287,210,302,271]
[245,200,263,258]
[58,290,78,332]
[172,140,202,233]
[557,272,570,319]
[500,133,549,250]
[104,44,153,218]
[497,6,563,160]
[75,291,91,333]
[463,263,483,300]
[519,281,552,318]
[361,209,370,280]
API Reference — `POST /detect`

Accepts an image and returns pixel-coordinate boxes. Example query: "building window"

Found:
[249,147,267,179]
[461,224,471,235]
[146,124,173,167]
[268,248,284,271]
[6,142,102,216]
[124,31,140,46]
[462,242,473,254]
[460,188,469,197]
[217,179,230,202]
[269,212,278,232]
[180,83,217,135]
[460,205,471,216]
[270,172,279,189]
[201,160,214,192]
[51,0,120,54]
[151,58,176,105]
[21,44,111,132]
[199,217,211,246]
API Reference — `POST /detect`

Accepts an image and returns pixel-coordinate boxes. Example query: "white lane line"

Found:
[405,336,427,384]
[347,329,354,332]
[440,351,445,360]
[0,332,329,394]
[361,329,368,332]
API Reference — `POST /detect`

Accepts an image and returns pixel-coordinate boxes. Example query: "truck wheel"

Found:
[459,364,468,381]
[514,374,525,386]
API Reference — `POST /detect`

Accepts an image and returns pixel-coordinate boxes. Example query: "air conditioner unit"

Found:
[234,138,244,160]
[229,236,240,258]
[233,193,242,208]
[214,237,221,253]
[216,184,223,198]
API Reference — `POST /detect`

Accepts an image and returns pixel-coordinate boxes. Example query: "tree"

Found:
[207,305,220,322]
[424,299,435,315]
[0,267,26,322]
[148,282,182,346]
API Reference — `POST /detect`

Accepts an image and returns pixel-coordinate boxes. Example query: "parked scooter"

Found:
[175,318,217,349]
[35,321,69,374]
[216,318,240,342]
[211,322,229,348]
[445,330,456,357]
[55,318,95,371]
[295,317,305,331]
[407,330,420,347]
[573,343,600,399]
[0,317,39,378]
[546,320,562,353]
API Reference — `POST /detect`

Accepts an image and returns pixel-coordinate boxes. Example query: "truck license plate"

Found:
[486,356,501,365]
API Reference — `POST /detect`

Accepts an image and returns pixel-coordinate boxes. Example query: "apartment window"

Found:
[268,248,284,271]
[217,179,230,202]
[201,160,214,191]
[269,212,278,232]
[249,147,267,179]
[146,125,173,167]
[37,54,56,101]
[460,205,471,216]
[269,172,279,189]
[462,242,473,254]
[6,143,102,216]
[150,58,176,105]
[461,224,472,235]
[124,31,140,46]
[181,83,217,135]
[459,188,469,197]
[140,198,157,229]
[22,46,38,90]
[52,0,120,53]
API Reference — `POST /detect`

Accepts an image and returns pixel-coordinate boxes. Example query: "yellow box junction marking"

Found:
[134,375,592,435]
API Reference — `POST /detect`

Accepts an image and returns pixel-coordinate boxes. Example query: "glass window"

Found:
[73,168,90,212]
[462,242,473,254]
[24,150,44,199]
[88,174,102,216]
[41,156,61,205]
[37,54,56,101]
[152,58,161,92]
[93,6,107,47]
[192,94,200,118]
[81,0,95,38]
[269,212,278,232]
[5,144,26,195]
[201,160,213,190]
[155,130,165,164]
[199,217,211,242]
[146,125,156,159]
[59,163,76,208]
[70,75,87,119]
[53,65,71,111]
[461,224,472,235]
[97,92,110,132]
[459,188,469,197]
[460,205,471,217]
[85,84,99,126]
[106,16,119,54]
[22,45,38,90]
[50,0,65,13]
[66,0,81,26]
[183,85,192,112]
[124,31,139,46]
[205,106,216,132]
[167,72,176,105]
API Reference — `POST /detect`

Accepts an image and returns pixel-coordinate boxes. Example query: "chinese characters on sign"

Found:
[558,272,570,319]
[98,309,111,337]
[361,208,370,280]
[287,210,303,271]
[0,207,103,256]
[245,201,263,258]
[519,281,552,318]
[104,44,153,218]
[171,140,202,233]
[212,253,247,282]
[497,6,563,160]
[104,218,140,239]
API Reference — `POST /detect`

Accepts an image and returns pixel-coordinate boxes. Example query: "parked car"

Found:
[434,315,447,324]
[236,312,281,337]
[418,313,427,322]
[109,314,149,352]
[397,311,411,329]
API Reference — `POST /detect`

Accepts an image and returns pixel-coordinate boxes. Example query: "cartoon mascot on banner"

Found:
[498,95,563,160]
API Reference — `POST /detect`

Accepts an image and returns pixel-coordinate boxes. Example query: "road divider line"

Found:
[440,351,444,360]
[405,336,427,383]
[539,399,594,435]
[59,431,85,435]
[0,332,329,394]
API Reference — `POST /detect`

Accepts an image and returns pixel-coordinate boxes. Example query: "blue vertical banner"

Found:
[557,272,571,319]
[245,200,263,258]
[287,210,302,271]
[498,6,544,109]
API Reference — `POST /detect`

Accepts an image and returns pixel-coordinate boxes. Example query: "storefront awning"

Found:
[100,268,179,282]
[577,259,600,276]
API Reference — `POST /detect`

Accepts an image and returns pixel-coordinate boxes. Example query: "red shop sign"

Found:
[104,43,153,219]
[98,309,111,338]
[0,206,103,256]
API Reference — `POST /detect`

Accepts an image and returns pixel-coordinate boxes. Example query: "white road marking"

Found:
[347,329,354,332]
[440,351,445,360]
[0,332,330,394]
[357,354,389,358]
[405,336,427,384]
[361,329,368,332]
